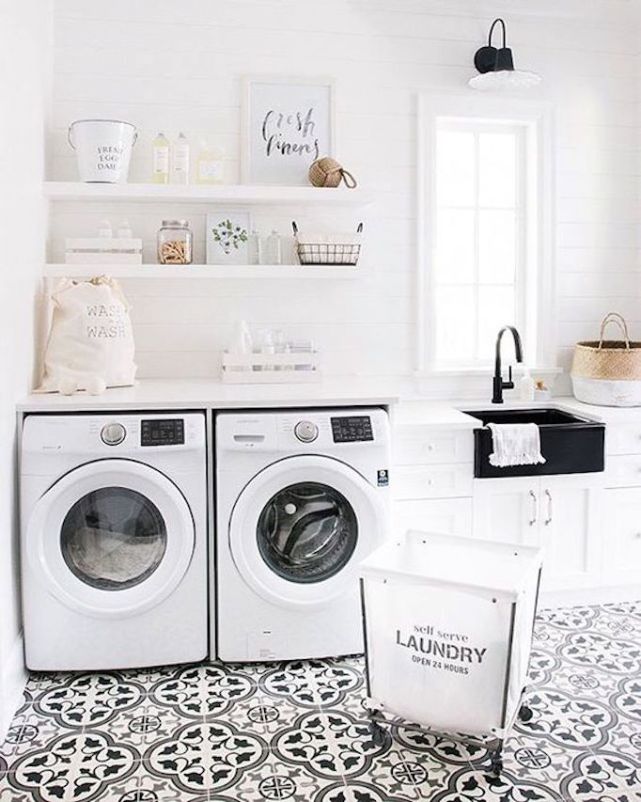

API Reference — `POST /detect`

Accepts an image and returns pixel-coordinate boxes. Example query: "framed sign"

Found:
[206,211,251,265]
[241,76,335,185]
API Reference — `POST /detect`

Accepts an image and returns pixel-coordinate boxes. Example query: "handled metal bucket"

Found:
[68,119,137,183]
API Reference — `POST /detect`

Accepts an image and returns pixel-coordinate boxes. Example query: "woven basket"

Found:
[571,312,641,380]
[571,313,641,406]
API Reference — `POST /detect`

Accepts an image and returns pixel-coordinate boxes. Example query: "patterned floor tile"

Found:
[1,600,640,801]
[382,720,491,770]
[232,750,339,801]
[428,765,565,802]
[513,687,616,751]
[148,663,257,719]
[106,696,187,752]
[143,719,269,797]
[0,706,60,761]
[33,672,145,730]
[71,760,211,802]
[364,742,453,800]
[226,692,306,742]
[502,731,577,787]
[4,729,141,802]
[559,750,641,802]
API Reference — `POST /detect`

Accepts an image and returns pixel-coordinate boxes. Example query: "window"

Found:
[418,96,553,374]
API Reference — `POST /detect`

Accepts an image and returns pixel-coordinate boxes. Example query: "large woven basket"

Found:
[571,312,641,406]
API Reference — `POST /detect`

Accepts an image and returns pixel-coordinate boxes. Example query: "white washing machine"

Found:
[20,412,208,671]
[215,408,390,662]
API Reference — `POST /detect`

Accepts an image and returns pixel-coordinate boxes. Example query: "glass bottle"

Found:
[195,140,225,185]
[152,133,170,184]
[172,132,190,185]
[265,230,282,265]
[157,220,193,264]
[248,229,261,265]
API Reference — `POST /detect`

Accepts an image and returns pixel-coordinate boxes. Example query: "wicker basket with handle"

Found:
[571,312,641,406]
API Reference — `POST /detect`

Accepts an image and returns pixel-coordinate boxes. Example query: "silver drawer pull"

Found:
[544,489,552,525]
[529,490,537,526]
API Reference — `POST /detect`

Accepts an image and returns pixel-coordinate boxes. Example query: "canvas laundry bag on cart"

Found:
[360,531,542,740]
[38,276,136,394]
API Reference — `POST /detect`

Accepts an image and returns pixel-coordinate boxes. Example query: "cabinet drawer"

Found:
[606,424,641,456]
[392,498,472,537]
[605,455,641,487]
[392,426,473,465]
[392,464,473,500]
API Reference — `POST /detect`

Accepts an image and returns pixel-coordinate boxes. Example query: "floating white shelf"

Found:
[43,263,360,280]
[43,182,374,206]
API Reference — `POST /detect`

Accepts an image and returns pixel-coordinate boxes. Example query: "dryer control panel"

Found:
[141,418,185,447]
[330,415,373,443]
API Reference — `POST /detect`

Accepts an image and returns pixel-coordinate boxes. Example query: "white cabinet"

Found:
[391,422,474,539]
[391,498,473,538]
[473,475,603,591]
[473,477,538,546]
[603,488,641,585]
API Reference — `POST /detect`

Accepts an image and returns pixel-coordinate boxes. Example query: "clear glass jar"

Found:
[157,219,193,264]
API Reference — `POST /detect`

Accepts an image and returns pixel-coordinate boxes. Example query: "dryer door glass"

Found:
[256,482,358,583]
[60,487,168,590]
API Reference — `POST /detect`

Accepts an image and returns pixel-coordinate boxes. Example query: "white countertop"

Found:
[390,401,481,430]
[391,395,621,430]
[16,377,401,412]
[17,377,641,427]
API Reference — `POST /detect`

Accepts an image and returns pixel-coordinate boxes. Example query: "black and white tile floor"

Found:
[1,601,640,801]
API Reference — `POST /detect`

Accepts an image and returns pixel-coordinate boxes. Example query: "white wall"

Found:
[0,0,51,734]
[49,0,641,390]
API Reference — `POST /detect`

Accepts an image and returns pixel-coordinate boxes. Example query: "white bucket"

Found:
[68,119,137,183]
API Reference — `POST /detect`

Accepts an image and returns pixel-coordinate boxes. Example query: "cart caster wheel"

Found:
[490,755,503,777]
[370,722,386,746]
[518,704,534,723]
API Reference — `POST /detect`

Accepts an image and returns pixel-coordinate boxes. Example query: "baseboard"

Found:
[540,585,641,609]
[0,633,27,741]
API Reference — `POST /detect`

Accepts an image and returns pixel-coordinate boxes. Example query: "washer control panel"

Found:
[141,418,185,447]
[294,420,319,443]
[331,415,373,443]
[100,422,127,446]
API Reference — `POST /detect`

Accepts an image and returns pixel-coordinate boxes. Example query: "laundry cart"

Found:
[359,530,542,776]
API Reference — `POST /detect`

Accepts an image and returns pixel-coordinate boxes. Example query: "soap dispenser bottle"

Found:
[519,367,535,402]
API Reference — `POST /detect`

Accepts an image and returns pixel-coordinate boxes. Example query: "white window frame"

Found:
[416,93,555,376]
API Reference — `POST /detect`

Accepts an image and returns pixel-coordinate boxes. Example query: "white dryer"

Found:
[21,412,207,671]
[215,408,390,662]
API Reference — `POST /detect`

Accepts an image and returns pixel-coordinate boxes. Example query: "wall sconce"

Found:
[469,18,542,91]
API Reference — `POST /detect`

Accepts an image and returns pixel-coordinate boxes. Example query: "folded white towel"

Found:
[487,423,546,468]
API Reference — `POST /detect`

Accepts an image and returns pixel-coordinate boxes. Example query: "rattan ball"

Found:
[308,157,357,188]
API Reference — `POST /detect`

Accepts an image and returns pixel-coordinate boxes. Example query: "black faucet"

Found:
[492,326,524,404]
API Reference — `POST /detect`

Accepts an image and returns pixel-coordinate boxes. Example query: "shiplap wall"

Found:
[50,0,641,389]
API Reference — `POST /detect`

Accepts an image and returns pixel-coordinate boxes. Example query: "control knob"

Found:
[100,422,127,446]
[294,420,319,443]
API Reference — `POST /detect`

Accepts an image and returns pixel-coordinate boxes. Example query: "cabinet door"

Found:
[392,498,472,538]
[538,476,603,591]
[473,478,540,546]
[603,487,641,586]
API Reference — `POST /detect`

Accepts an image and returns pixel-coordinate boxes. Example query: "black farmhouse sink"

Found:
[462,407,605,478]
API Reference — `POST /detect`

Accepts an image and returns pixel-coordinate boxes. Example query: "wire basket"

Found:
[292,221,363,266]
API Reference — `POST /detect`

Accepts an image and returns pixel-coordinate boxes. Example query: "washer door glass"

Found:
[60,487,167,591]
[256,481,358,583]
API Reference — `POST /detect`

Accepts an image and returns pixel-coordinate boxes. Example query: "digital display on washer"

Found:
[141,419,184,446]
[331,416,373,443]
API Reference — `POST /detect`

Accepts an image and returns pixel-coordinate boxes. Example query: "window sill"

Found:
[415,366,563,379]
